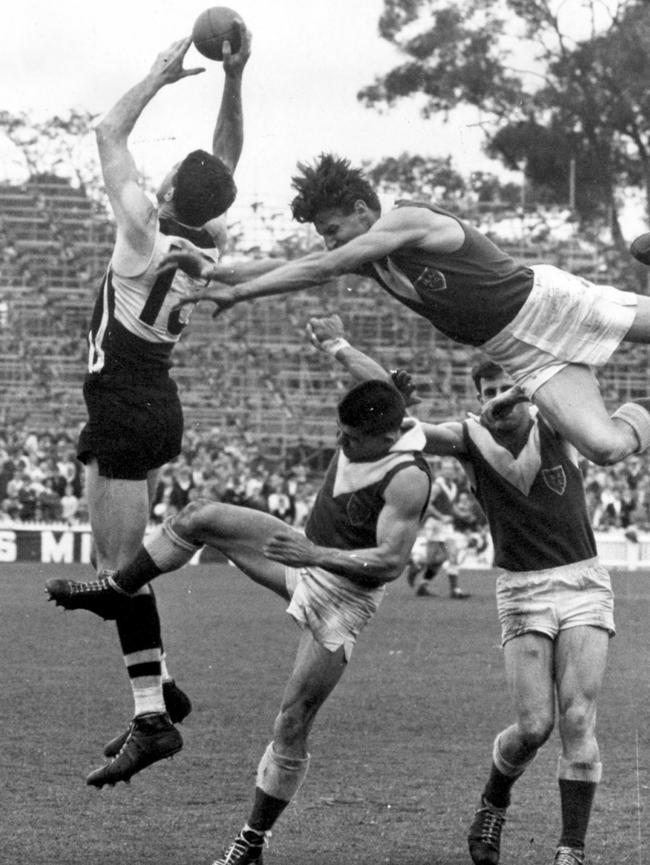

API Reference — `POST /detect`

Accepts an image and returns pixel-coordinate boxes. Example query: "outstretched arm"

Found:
[159,205,461,315]
[97,37,204,260]
[263,465,430,588]
[211,22,251,172]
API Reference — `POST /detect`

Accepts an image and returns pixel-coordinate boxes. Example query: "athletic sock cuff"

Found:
[143,517,202,571]
[557,756,602,783]
[493,732,537,777]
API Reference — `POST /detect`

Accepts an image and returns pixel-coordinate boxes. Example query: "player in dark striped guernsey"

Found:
[47,31,251,788]
[162,154,650,474]
[44,377,431,865]
[310,315,611,865]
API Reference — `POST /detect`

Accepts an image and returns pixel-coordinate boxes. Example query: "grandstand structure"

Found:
[1,177,648,454]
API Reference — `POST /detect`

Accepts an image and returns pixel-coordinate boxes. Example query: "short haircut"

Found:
[290,153,381,223]
[471,358,505,392]
[337,379,405,435]
[173,150,237,227]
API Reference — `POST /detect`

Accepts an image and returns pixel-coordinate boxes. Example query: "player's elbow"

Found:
[95,118,122,151]
[377,553,407,583]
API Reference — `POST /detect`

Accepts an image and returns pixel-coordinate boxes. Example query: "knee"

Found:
[273,705,310,749]
[560,700,596,742]
[583,418,639,465]
[517,713,554,750]
[170,498,213,539]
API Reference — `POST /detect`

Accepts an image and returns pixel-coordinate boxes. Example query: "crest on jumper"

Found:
[542,465,567,495]
[413,266,447,293]
[346,493,373,527]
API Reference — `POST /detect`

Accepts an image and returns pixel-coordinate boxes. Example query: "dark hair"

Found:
[471,358,505,392]
[290,153,381,223]
[337,379,405,435]
[172,150,237,226]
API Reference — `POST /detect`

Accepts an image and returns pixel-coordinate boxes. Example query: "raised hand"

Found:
[390,368,422,407]
[151,37,205,85]
[222,23,252,77]
[306,314,345,350]
[480,385,529,427]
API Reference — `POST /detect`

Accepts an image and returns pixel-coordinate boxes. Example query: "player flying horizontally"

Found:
[307,314,613,865]
[47,29,251,788]
[46,376,431,865]
[160,153,650,470]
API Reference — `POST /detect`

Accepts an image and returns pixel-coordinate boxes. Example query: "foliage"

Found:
[0,108,102,197]
[359,0,650,245]
[364,151,523,209]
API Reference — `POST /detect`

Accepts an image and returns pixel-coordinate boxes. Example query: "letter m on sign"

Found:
[42,531,74,564]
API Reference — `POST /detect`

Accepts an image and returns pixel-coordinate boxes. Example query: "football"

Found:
[630,232,650,265]
[192,7,244,61]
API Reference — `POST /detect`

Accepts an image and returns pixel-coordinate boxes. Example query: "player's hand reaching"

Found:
[222,23,252,77]
[389,368,422,407]
[156,244,241,318]
[150,37,205,85]
[263,529,319,567]
[158,244,215,281]
[480,385,529,428]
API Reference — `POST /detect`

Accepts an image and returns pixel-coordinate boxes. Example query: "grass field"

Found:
[3,562,650,865]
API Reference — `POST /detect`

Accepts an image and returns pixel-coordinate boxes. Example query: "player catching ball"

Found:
[47,27,251,788]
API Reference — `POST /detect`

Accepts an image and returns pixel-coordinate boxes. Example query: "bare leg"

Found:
[554,626,608,852]
[533,365,639,464]
[248,632,347,832]
[85,461,166,717]
[483,632,555,807]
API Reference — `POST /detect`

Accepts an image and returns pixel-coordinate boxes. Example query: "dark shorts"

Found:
[77,372,183,481]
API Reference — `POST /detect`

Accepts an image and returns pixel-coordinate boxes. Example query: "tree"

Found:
[0,109,103,196]
[364,152,523,210]
[359,0,650,248]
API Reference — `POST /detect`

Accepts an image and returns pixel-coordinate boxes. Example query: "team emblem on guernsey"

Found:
[542,465,567,495]
[413,266,447,293]
[346,494,372,527]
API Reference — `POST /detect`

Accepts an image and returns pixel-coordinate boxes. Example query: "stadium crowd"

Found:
[1,418,650,535]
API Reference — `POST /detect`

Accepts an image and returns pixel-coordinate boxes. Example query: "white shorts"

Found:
[482,264,638,396]
[285,565,385,661]
[496,557,615,645]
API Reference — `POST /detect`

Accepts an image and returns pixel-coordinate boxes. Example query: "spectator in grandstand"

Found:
[38,476,62,522]
[60,482,80,525]
[46,377,431,865]
[265,474,296,523]
[51,31,252,788]
[165,154,650,472]
[306,315,613,865]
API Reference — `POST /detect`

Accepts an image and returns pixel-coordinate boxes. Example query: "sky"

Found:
[2,0,638,238]
[0,0,497,214]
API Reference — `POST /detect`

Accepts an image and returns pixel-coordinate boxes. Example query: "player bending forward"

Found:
[307,315,613,865]
[46,378,431,864]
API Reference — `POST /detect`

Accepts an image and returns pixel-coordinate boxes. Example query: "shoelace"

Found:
[214,831,269,865]
[69,577,111,594]
[215,836,263,865]
[476,805,505,846]
[554,846,584,865]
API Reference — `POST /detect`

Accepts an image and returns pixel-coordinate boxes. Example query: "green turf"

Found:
[2,563,649,864]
